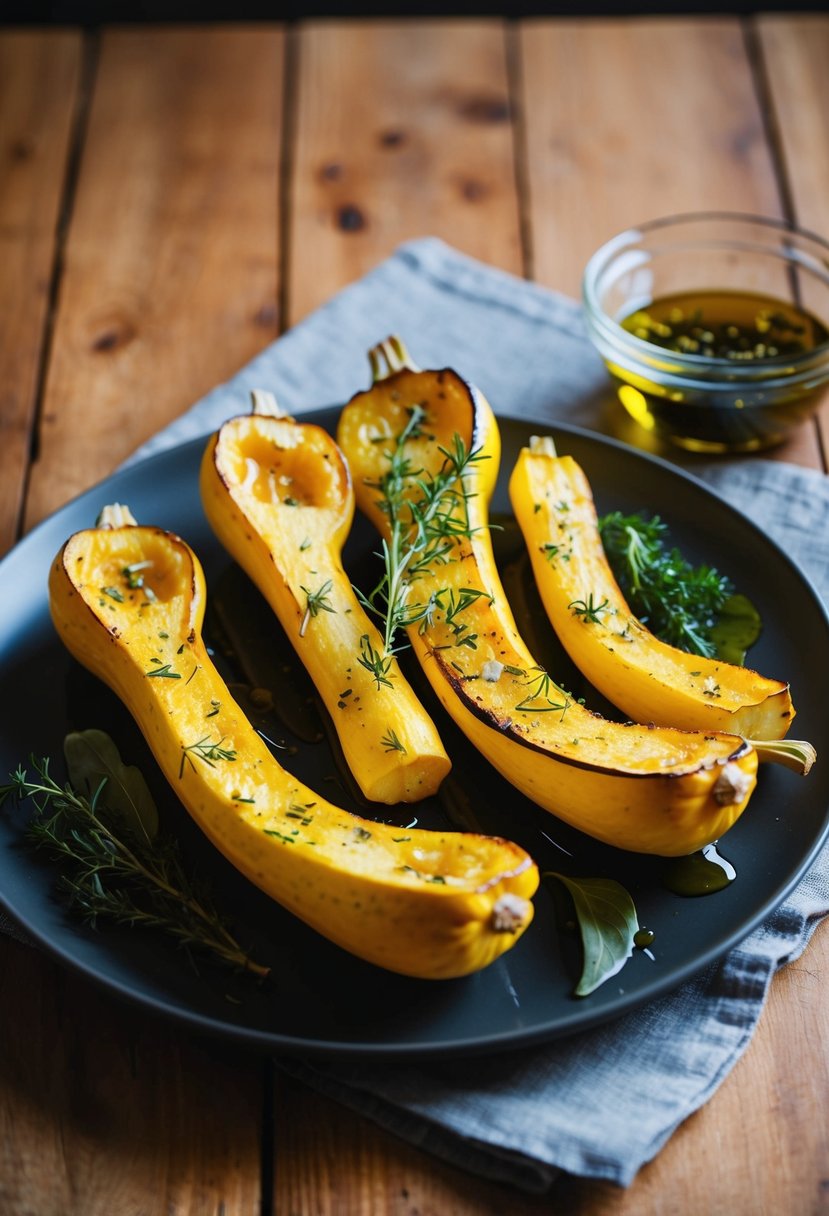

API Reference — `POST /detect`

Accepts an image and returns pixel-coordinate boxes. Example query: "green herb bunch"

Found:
[0,730,267,978]
[598,511,733,658]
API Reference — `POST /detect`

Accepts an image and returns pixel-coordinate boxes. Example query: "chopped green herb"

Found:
[179,735,237,778]
[299,579,336,637]
[264,828,295,844]
[569,593,610,624]
[146,664,180,679]
[381,728,407,754]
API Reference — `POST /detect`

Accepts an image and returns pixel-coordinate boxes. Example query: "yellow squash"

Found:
[200,391,450,805]
[510,436,795,740]
[48,505,537,979]
[337,338,759,858]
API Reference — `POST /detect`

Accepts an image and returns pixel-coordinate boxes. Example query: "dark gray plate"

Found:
[1,412,827,1059]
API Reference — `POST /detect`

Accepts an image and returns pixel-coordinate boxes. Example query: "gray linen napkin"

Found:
[7,239,828,1189]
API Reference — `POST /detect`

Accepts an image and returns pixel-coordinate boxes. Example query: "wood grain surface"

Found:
[24,26,284,532]
[757,14,829,464]
[288,19,524,324]
[0,30,83,554]
[1,15,827,1216]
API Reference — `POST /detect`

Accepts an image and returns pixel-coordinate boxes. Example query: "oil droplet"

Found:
[663,843,736,897]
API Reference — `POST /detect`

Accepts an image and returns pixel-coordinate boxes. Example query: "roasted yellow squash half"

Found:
[337,338,760,857]
[200,391,450,805]
[510,436,796,740]
[48,505,537,979]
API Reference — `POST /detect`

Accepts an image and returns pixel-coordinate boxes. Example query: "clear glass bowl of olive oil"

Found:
[583,213,829,452]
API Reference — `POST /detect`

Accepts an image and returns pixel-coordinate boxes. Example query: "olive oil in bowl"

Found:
[583,214,829,453]
[609,290,829,452]
[623,290,828,362]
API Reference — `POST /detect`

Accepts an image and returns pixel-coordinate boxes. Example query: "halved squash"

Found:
[48,505,537,979]
[336,338,759,857]
[200,391,450,804]
[510,436,795,740]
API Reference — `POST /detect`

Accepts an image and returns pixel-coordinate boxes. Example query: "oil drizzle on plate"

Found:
[663,843,736,897]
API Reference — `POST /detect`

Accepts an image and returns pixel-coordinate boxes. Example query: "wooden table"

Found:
[2,15,828,1213]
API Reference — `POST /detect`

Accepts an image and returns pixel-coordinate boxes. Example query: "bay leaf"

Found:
[64,729,159,843]
[548,872,639,997]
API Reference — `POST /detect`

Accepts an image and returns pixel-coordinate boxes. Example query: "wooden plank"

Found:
[756,15,829,469]
[518,16,822,469]
[24,26,284,532]
[0,30,83,556]
[0,936,264,1215]
[287,19,523,325]
[520,18,782,296]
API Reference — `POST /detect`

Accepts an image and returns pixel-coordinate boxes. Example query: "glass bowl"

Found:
[582,212,829,453]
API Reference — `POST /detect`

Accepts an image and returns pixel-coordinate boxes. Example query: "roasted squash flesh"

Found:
[510,440,795,741]
[337,343,759,857]
[200,404,450,805]
[48,512,537,979]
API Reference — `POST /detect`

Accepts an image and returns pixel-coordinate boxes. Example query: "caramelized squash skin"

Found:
[337,348,759,857]
[510,441,795,741]
[48,515,537,980]
[200,408,450,804]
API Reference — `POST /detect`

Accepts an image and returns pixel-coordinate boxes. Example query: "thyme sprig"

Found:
[360,405,489,664]
[0,755,268,978]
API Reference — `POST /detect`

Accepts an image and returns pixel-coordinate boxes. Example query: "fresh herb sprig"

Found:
[0,746,268,978]
[598,511,732,658]
[299,579,336,637]
[360,405,489,664]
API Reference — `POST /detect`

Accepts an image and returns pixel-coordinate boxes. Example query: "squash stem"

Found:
[745,737,817,774]
[369,335,421,382]
[250,388,291,420]
[96,503,138,529]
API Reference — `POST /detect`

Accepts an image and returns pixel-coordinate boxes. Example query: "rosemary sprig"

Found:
[0,754,268,978]
[360,405,489,664]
